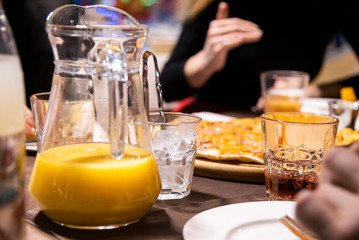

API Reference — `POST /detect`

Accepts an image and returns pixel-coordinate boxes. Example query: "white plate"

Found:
[183,201,299,240]
[301,97,336,115]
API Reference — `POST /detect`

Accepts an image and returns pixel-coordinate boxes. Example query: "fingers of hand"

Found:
[295,188,335,239]
[296,184,359,240]
[318,184,359,239]
[321,147,359,193]
[210,18,260,32]
[349,140,359,154]
[204,32,243,54]
[216,1,229,20]
[208,18,262,44]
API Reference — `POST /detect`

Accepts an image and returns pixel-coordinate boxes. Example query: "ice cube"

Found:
[170,141,193,164]
[170,149,185,162]
[152,126,180,151]
[178,139,192,152]
[153,149,167,164]
[178,124,196,144]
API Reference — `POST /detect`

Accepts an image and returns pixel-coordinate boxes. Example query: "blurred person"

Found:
[160,0,359,113]
[296,141,359,240]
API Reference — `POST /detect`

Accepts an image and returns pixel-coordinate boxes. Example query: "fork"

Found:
[279,215,318,240]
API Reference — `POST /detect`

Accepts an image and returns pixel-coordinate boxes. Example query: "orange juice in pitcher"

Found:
[29,143,161,228]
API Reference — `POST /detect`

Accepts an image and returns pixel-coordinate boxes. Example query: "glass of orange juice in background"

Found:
[260,70,310,112]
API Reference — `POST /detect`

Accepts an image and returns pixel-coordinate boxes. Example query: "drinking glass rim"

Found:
[30,92,50,101]
[260,70,310,78]
[260,112,339,125]
[148,112,202,125]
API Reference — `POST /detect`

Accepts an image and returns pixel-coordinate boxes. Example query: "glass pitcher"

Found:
[28,4,161,229]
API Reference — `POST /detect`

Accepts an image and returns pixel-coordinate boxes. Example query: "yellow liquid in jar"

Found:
[28,143,161,228]
[264,95,302,112]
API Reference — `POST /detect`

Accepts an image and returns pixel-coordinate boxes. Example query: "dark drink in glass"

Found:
[261,112,339,201]
[264,147,321,201]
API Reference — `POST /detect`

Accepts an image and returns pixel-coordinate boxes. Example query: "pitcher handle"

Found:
[142,50,165,121]
[104,51,128,159]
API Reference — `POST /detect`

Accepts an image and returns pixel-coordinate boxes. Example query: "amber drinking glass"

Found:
[261,112,338,200]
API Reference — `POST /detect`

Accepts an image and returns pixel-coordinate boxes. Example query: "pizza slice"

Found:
[197,118,264,164]
[335,128,359,146]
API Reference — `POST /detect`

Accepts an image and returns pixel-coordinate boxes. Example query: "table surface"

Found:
[24,154,266,240]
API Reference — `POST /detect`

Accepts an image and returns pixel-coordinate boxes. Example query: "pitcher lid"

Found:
[46,4,145,28]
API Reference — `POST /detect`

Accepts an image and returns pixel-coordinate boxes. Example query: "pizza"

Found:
[197,117,263,164]
[335,128,359,146]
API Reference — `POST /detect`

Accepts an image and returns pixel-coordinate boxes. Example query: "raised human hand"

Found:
[184,1,262,89]
[203,1,262,73]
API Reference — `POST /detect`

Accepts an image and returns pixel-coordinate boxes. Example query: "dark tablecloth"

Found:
[25,155,266,240]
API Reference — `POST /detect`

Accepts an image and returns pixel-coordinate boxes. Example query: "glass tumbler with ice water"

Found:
[149,112,202,200]
[261,112,338,201]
